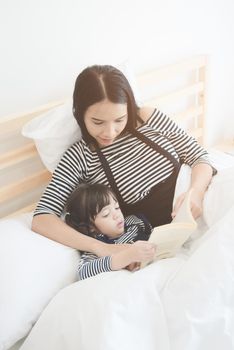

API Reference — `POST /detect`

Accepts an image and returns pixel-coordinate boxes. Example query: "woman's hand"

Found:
[128,241,156,263]
[172,162,213,220]
[172,189,203,219]
[125,262,141,272]
[111,241,156,271]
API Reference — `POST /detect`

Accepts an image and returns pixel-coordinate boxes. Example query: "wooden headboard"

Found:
[0,55,208,218]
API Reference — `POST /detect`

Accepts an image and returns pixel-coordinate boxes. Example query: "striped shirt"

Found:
[77,215,152,280]
[34,109,212,217]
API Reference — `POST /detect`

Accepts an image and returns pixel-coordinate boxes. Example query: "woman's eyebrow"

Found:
[115,114,127,120]
[91,117,103,121]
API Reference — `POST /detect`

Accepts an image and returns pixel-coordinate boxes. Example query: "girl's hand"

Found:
[172,189,203,219]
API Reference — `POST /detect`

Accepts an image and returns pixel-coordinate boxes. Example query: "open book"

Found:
[142,189,197,267]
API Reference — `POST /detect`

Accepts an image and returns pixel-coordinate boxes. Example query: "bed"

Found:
[1,55,234,350]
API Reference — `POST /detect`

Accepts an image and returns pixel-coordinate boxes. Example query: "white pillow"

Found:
[22,62,140,172]
[203,166,234,227]
[0,213,80,350]
[22,100,81,172]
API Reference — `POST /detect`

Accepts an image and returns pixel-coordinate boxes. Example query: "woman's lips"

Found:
[98,137,114,145]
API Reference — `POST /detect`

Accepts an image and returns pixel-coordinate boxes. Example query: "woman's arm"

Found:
[32,214,129,257]
[190,162,213,195]
[172,163,213,219]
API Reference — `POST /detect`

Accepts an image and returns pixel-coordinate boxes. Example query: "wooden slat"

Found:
[0,143,37,170]
[5,203,37,218]
[137,55,207,87]
[144,82,204,106]
[0,99,68,124]
[189,127,203,139]
[0,99,68,135]
[0,170,51,204]
[197,63,208,146]
[172,106,203,123]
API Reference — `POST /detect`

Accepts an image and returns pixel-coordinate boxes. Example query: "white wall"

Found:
[1,0,234,145]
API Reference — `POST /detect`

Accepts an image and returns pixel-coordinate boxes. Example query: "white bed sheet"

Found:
[8,339,25,350]
[18,207,234,350]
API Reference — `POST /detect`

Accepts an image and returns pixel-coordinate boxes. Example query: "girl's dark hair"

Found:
[72,65,139,145]
[65,183,117,237]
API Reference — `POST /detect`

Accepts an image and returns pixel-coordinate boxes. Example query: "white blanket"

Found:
[19,165,234,350]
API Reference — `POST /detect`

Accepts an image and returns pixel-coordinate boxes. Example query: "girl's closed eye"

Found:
[101,209,110,218]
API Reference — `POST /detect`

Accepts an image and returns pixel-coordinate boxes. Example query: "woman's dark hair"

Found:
[72,65,139,144]
[65,183,117,237]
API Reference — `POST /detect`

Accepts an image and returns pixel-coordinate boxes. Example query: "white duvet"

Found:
[19,162,234,350]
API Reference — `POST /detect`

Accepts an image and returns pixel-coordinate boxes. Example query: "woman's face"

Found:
[84,99,128,147]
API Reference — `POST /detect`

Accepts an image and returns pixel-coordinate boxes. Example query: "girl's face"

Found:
[84,99,128,147]
[94,195,125,238]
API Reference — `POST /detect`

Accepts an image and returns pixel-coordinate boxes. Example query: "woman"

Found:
[32,65,215,258]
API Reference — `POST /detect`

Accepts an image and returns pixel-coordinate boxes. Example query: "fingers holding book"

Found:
[172,189,202,220]
[129,241,157,264]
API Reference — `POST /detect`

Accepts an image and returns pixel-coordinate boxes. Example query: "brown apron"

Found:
[96,129,181,227]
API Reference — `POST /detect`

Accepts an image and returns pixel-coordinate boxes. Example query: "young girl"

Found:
[65,183,156,280]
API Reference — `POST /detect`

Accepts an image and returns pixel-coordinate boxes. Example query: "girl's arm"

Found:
[172,162,213,219]
[32,214,129,257]
[77,241,156,280]
[77,253,113,280]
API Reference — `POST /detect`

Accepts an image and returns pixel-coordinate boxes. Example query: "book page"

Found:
[142,189,197,267]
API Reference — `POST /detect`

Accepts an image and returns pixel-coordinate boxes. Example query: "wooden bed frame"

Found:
[0,55,208,219]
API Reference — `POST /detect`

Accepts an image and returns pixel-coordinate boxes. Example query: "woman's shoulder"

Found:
[137,106,172,131]
[62,139,91,160]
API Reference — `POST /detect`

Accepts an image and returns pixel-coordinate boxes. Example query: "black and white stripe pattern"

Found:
[34,109,211,217]
[77,215,150,280]
[77,255,112,280]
